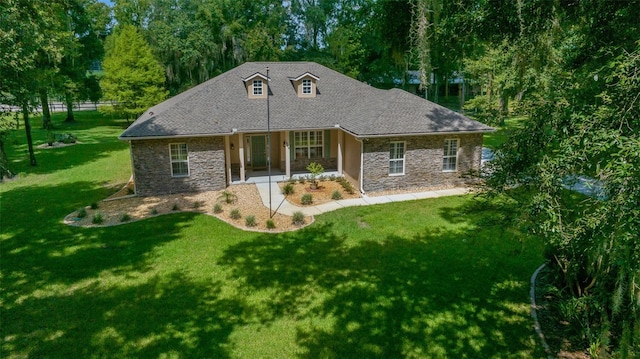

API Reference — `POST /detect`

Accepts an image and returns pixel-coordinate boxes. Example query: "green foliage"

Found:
[77,208,87,218]
[337,177,356,194]
[300,193,313,205]
[213,203,223,214]
[229,208,241,220]
[92,212,103,224]
[306,162,325,185]
[291,211,305,225]
[244,215,256,227]
[331,190,343,200]
[120,213,131,222]
[282,183,294,195]
[218,190,238,204]
[100,24,168,120]
[266,219,276,229]
[193,201,202,209]
[151,208,158,215]
[90,202,99,210]
[172,203,180,211]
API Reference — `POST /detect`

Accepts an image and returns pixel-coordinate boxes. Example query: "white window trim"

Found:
[389,141,406,176]
[253,80,263,96]
[170,143,190,177]
[294,130,323,159]
[443,138,459,172]
[302,79,312,94]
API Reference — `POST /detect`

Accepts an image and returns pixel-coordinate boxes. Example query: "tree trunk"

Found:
[40,89,52,130]
[0,136,8,180]
[22,102,37,166]
[64,91,75,122]
[445,75,449,98]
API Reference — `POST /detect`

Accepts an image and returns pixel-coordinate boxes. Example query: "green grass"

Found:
[483,116,527,150]
[1,111,546,358]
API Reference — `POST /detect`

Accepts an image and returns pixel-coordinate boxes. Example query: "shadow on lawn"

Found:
[219,220,545,358]
[2,181,244,357]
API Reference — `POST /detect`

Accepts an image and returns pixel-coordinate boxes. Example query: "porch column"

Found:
[239,133,246,182]
[337,130,343,175]
[224,135,232,185]
[284,130,291,178]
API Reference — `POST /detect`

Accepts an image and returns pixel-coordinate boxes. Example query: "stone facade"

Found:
[131,137,226,196]
[361,133,483,193]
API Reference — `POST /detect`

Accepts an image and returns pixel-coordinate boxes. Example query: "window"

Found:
[294,131,323,159]
[253,80,263,96]
[443,139,458,171]
[170,143,189,177]
[389,142,405,175]
[302,79,312,94]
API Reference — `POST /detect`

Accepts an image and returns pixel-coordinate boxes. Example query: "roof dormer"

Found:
[242,72,269,99]
[291,72,319,98]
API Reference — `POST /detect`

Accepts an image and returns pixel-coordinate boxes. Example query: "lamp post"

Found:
[266,67,272,217]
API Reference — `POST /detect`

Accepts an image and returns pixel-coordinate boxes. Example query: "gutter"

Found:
[352,129,496,139]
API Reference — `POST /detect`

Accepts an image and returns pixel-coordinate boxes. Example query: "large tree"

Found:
[100,24,168,120]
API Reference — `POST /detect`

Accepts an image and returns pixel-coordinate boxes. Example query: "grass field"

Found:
[1,112,546,358]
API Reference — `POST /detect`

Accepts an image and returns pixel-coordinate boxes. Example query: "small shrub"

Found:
[193,201,202,209]
[245,215,257,227]
[298,176,306,184]
[172,203,180,211]
[301,193,313,205]
[92,212,103,224]
[331,190,343,200]
[77,208,87,218]
[329,174,337,181]
[288,178,296,185]
[213,203,223,213]
[230,208,242,220]
[120,213,131,222]
[218,190,238,204]
[292,211,305,225]
[151,208,158,215]
[266,219,276,229]
[90,202,99,209]
[127,187,135,195]
[337,177,356,194]
[282,183,295,195]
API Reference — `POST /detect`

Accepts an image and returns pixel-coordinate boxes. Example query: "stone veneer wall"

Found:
[362,133,483,193]
[130,137,226,196]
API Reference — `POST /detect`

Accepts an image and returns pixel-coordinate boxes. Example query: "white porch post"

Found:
[284,130,291,178]
[337,130,343,175]
[224,136,232,185]
[239,133,246,182]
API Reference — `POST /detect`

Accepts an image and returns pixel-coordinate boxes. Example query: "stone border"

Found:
[530,262,554,358]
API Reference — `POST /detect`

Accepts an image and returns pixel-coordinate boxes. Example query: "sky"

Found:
[98,0,113,7]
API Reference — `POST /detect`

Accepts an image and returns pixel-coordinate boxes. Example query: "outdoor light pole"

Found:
[266,67,272,217]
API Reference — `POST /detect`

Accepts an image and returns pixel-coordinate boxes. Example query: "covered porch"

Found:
[224,129,359,186]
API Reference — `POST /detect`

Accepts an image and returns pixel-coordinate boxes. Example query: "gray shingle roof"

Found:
[119,62,493,139]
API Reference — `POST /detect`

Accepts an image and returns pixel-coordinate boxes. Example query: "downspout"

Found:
[355,137,366,195]
[128,142,137,194]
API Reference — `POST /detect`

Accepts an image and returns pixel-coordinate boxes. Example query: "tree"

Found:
[0,0,69,167]
[100,24,168,120]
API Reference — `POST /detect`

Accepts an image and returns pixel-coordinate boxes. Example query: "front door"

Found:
[251,135,267,169]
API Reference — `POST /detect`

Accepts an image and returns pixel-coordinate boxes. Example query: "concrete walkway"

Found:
[255,182,471,216]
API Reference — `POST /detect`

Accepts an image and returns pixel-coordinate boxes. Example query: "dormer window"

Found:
[242,72,269,99]
[253,80,263,96]
[291,72,319,98]
[302,79,312,94]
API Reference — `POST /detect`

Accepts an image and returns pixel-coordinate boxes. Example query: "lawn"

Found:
[1,112,546,358]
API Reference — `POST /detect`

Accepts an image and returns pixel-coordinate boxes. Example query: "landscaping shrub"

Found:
[151,208,158,215]
[90,202,99,209]
[283,183,294,195]
[298,176,306,184]
[301,193,313,205]
[331,190,343,200]
[77,208,87,218]
[245,215,257,227]
[337,177,356,194]
[193,201,202,209]
[92,212,103,224]
[266,219,276,229]
[213,203,223,213]
[218,190,238,204]
[120,213,131,222]
[292,211,305,225]
[230,208,241,220]
[172,203,180,211]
